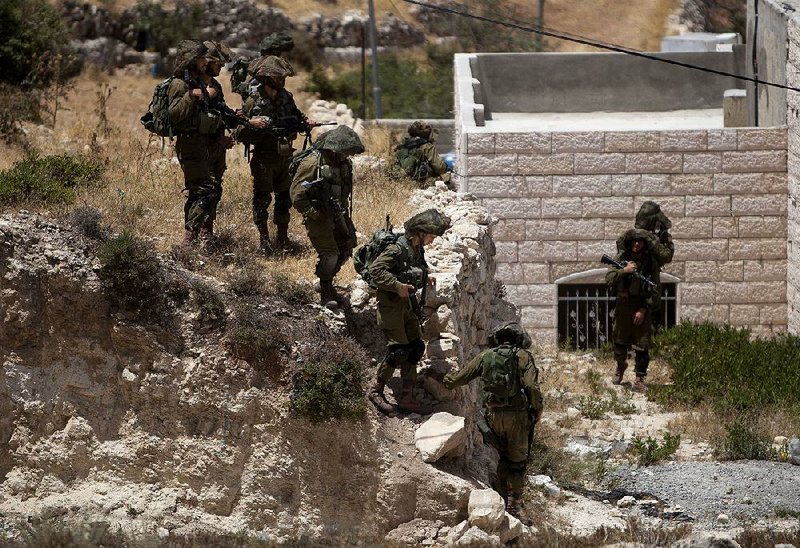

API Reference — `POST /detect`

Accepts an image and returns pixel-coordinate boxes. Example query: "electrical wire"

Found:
[400,0,800,93]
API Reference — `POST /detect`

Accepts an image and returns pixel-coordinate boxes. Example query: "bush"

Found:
[97,232,167,318]
[192,280,226,325]
[630,432,680,466]
[128,1,203,57]
[715,418,776,461]
[270,273,315,305]
[577,392,637,420]
[655,322,800,414]
[290,337,368,423]
[0,153,105,205]
[70,205,106,240]
[227,265,267,297]
[226,303,288,367]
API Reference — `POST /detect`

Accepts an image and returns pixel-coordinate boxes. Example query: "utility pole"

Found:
[535,0,545,52]
[367,0,383,118]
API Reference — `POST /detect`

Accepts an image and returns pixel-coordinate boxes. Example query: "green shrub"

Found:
[290,337,368,423]
[776,507,800,519]
[270,273,315,305]
[655,321,800,414]
[630,432,680,466]
[226,303,288,367]
[97,232,167,318]
[0,153,105,205]
[584,369,605,395]
[577,392,637,420]
[227,265,267,297]
[192,280,226,325]
[715,418,775,461]
[69,205,106,240]
[129,0,203,57]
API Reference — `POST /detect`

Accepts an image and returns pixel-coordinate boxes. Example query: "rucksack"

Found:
[353,217,409,288]
[230,56,253,100]
[288,147,320,180]
[140,77,175,138]
[394,138,431,181]
[480,344,522,407]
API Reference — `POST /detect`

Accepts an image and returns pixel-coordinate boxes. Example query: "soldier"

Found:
[259,31,294,57]
[236,56,315,253]
[231,31,295,100]
[168,39,229,246]
[290,126,364,304]
[443,322,543,518]
[606,228,662,391]
[366,209,451,416]
[617,201,674,266]
[392,120,451,186]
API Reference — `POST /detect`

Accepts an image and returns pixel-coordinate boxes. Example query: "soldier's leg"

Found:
[273,156,293,250]
[175,137,213,239]
[612,342,629,385]
[305,217,342,305]
[369,343,409,416]
[250,154,275,251]
[633,347,650,392]
[504,411,533,517]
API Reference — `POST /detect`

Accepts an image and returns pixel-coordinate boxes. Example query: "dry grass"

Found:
[0,66,416,285]
[667,405,800,446]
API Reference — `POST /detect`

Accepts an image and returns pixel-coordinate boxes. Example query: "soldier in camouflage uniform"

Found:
[443,322,544,518]
[607,228,662,391]
[168,40,236,246]
[231,32,295,100]
[290,126,364,304]
[367,209,451,416]
[616,201,674,267]
[236,56,315,252]
[392,120,451,186]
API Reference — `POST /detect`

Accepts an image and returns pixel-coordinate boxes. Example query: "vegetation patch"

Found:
[269,272,315,306]
[69,205,106,240]
[290,336,368,423]
[226,303,288,368]
[629,432,680,466]
[715,418,776,461]
[97,232,168,319]
[577,392,637,420]
[0,153,105,205]
[191,280,226,325]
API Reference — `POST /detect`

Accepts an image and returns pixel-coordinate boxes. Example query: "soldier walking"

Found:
[366,209,451,416]
[168,40,234,247]
[290,126,364,305]
[607,228,662,391]
[443,322,544,518]
[392,121,451,186]
[236,56,315,253]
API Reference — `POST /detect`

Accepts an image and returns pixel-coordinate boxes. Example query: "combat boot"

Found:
[367,379,398,417]
[319,280,350,308]
[506,492,523,519]
[258,225,273,254]
[183,229,198,247]
[397,380,432,415]
[632,376,646,392]
[199,219,215,251]
[612,361,627,385]
[276,223,292,252]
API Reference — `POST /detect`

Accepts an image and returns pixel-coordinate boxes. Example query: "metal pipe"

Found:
[367,0,383,118]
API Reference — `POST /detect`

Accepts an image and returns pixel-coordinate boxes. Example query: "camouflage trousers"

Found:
[250,151,292,228]
[376,292,424,383]
[485,408,531,497]
[303,212,356,281]
[175,134,226,231]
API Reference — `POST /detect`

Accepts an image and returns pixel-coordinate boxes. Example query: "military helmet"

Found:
[635,200,672,232]
[408,120,433,139]
[488,322,532,349]
[203,40,233,64]
[259,31,295,56]
[314,126,365,156]
[249,55,296,88]
[403,208,451,237]
[622,228,652,249]
[174,39,208,74]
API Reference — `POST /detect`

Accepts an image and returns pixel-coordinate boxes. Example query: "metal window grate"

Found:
[557,283,677,351]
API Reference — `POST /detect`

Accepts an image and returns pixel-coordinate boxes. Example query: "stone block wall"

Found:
[458,127,789,347]
[786,11,800,334]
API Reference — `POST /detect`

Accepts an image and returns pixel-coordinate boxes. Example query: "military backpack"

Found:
[353,219,409,288]
[394,137,432,181]
[140,77,175,138]
[480,344,523,408]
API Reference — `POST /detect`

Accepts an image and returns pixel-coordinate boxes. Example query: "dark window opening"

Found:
[557,283,677,351]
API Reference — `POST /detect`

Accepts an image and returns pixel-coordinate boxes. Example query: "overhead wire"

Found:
[399,0,800,93]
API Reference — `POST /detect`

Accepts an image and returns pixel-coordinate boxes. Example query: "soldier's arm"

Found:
[233,96,257,142]
[651,232,674,266]
[367,244,405,293]
[290,156,319,215]
[422,142,448,176]
[520,351,544,419]
[605,252,627,288]
[167,79,197,129]
[442,352,485,389]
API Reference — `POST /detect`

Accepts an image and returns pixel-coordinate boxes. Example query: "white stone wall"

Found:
[459,128,789,347]
[787,13,800,335]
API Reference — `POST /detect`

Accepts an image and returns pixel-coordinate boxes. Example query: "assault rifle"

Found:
[600,254,658,292]
[408,288,424,327]
[248,115,337,139]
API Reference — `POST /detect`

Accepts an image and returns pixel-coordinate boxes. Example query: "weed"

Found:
[775,506,800,519]
[630,432,681,466]
[577,392,637,420]
[584,369,605,395]
[290,337,368,423]
[97,232,168,319]
[269,272,315,305]
[69,205,106,240]
[227,264,267,297]
[192,280,226,325]
[0,153,105,205]
[226,303,288,368]
[715,418,776,461]
[606,391,637,415]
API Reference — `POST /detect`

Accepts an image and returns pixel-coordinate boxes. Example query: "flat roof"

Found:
[481,109,723,132]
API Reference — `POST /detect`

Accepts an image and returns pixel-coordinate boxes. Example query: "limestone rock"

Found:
[497,512,524,544]
[788,437,800,465]
[617,495,636,508]
[385,518,443,545]
[454,526,503,547]
[467,489,505,531]
[445,520,470,544]
[414,412,466,463]
[671,534,741,548]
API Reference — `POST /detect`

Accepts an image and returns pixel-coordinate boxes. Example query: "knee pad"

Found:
[385,344,410,368]
[407,338,425,364]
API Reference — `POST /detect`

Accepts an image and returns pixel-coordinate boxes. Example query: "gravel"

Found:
[614,460,800,526]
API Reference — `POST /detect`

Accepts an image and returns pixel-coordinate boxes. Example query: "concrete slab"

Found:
[483,109,723,132]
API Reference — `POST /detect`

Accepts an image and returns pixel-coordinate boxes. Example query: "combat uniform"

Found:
[606,228,662,387]
[617,200,674,267]
[443,322,544,517]
[167,40,225,241]
[290,126,364,303]
[393,120,451,186]
[235,56,309,252]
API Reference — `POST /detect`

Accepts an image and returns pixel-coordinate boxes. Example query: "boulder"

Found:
[414,412,466,463]
[384,518,443,545]
[454,526,503,547]
[671,534,741,548]
[497,512,524,544]
[445,520,470,544]
[467,489,505,530]
[788,437,800,465]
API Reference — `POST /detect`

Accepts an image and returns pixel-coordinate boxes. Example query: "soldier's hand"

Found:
[633,309,646,326]
[427,275,436,287]
[206,86,218,99]
[304,207,323,222]
[249,117,268,129]
[623,261,637,274]
[191,88,205,100]
[398,284,414,299]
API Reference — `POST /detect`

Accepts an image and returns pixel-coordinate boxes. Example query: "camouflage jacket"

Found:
[167,74,226,136]
[236,86,307,154]
[290,150,353,219]
[605,249,661,313]
[394,137,449,181]
[443,348,543,414]
[367,236,428,297]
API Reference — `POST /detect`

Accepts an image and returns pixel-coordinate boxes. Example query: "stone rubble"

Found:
[414,412,467,463]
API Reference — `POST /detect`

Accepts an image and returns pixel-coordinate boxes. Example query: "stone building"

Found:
[453,17,794,348]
